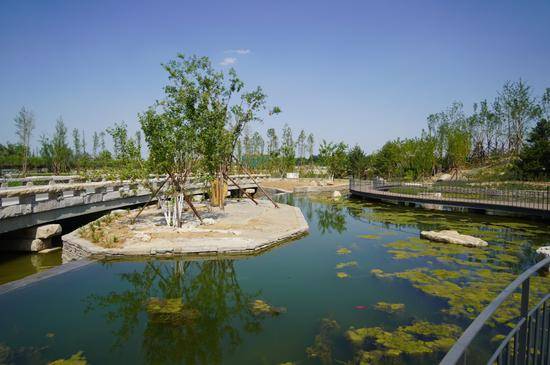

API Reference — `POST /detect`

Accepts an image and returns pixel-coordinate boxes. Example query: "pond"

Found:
[0,194,549,364]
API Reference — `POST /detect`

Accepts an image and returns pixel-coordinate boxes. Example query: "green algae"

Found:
[373,302,405,313]
[335,261,358,269]
[358,234,380,240]
[306,318,340,364]
[336,272,350,279]
[369,267,550,326]
[48,351,87,365]
[146,297,200,325]
[336,248,351,255]
[250,299,287,317]
[346,321,461,364]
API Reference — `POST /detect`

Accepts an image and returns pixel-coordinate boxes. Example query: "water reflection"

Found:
[85,259,262,365]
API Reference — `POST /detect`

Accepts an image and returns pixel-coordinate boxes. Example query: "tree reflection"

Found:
[316,204,347,234]
[85,259,262,365]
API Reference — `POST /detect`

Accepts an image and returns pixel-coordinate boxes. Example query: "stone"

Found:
[437,173,452,182]
[537,246,550,257]
[420,230,488,247]
[332,190,342,199]
[31,238,51,251]
[135,232,152,242]
[35,224,62,239]
[110,209,128,216]
[201,218,216,225]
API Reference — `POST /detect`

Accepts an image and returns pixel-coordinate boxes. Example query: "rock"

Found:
[537,246,550,257]
[31,238,51,252]
[536,247,550,270]
[332,190,342,199]
[437,173,452,182]
[35,224,62,239]
[192,194,204,202]
[110,209,128,216]
[420,230,488,247]
[201,218,216,225]
[135,233,151,242]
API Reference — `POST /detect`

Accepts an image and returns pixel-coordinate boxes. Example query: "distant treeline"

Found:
[2,79,548,181]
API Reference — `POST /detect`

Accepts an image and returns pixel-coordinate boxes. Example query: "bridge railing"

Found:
[0,174,269,209]
[350,178,550,211]
[440,256,550,365]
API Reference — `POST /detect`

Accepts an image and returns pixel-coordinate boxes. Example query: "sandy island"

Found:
[62,199,309,261]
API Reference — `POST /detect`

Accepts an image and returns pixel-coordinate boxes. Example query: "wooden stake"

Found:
[232,155,279,208]
[131,178,168,224]
[184,194,203,223]
[224,172,258,205]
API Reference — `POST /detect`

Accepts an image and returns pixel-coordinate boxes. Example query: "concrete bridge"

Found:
[0,174,269,236]
[350,179,550,219]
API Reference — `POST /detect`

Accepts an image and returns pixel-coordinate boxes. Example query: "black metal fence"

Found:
[350,179,550,212]
[440,256,550,365]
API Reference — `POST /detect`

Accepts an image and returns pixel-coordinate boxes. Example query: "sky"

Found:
[1,0,549,154]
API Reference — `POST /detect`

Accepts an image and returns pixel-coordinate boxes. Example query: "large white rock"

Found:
[536,246,550,258]
[332,190,342,199]
[420,230,488,247]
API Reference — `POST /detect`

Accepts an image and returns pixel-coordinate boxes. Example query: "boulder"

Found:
[536,246,550,258]
[420,230,488,247]
[35,224,62,239]
[332,191,342,199]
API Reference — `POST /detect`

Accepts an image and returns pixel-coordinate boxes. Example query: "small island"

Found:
[62,199,308,261]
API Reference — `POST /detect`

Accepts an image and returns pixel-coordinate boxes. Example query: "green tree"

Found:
[319,140,348,179]
[40,117,72,174]
[494,80,539,155]
[14,106,35,175]
[307,133,315,161]
[347,145,367,178]
[139,54,275,226]
[280,124,295,174]
[297,130,306,164]
[515,119,549,179]
[92,132,100,157]
[106,121,143,177]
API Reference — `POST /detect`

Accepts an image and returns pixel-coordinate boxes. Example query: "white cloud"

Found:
[226,49,251,55]
[220,57,237,66]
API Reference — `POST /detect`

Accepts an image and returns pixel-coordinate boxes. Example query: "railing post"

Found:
[518,278,530,365]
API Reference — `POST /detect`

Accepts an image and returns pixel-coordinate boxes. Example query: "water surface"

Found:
[0,194,549,364]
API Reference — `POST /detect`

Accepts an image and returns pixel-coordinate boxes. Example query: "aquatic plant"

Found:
[336,272,350,279]
[358,234,380,240]
[336,248,351,255]
[345,321,461,364]
[48,351,87,365]
[146,297,200,325]
[373,302,405,313]
[335,261,358,269]
[250,299,287,317]
[306,318,340,364]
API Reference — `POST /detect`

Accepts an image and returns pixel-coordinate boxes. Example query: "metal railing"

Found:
[349,179,550,212]
[440,256,550,365]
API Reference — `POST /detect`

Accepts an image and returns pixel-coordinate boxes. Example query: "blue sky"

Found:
[1,0,549,153]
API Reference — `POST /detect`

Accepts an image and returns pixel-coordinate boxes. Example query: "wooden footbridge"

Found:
[350,179,550,219]
[0,174,269,235]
